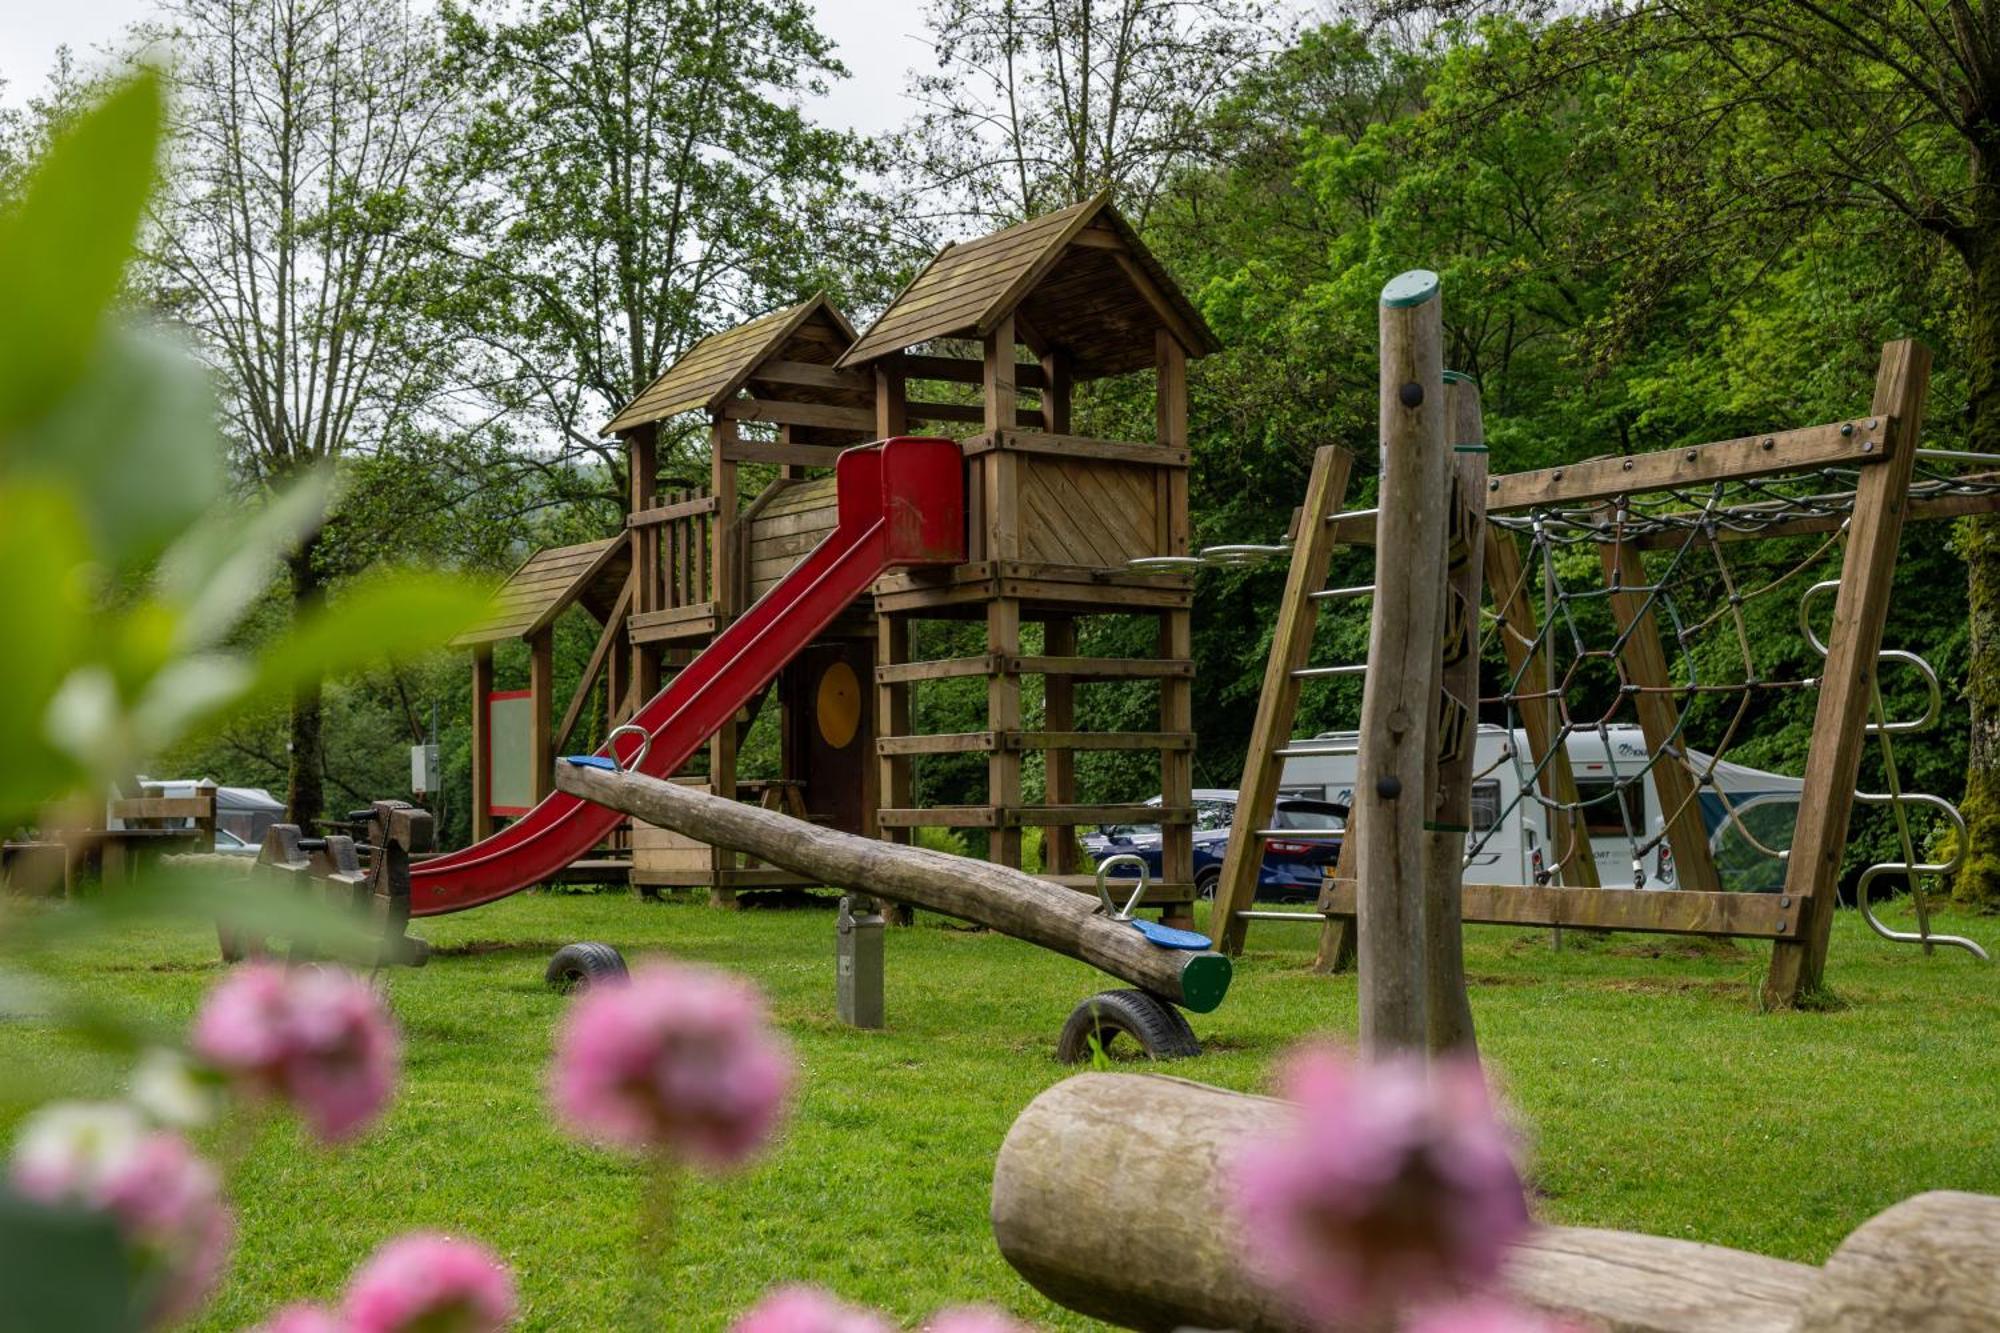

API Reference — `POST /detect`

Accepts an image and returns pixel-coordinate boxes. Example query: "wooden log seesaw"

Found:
[553,760,1233,1058]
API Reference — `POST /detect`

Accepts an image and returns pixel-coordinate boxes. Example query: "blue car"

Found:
[1082,789,1346,903]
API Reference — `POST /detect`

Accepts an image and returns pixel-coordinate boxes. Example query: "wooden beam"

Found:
[721,396,876,432]
[1600,539,1724,894]
[1324,878,1798,939]
[553,581,632,755]
[627,494,719,527]
[1489,416,1897,512]
[1626,470,2000,549]
[964,431,1190,468]
[627,424,660,706]
[1156,331,1194,925]
[529,629,555,805]
[720,439,849,469]
[901,353,1047,390]
[1041,351,1071,434]
[1483,527,1601,888]
[1217,445,1355,956]
[1009,655,1195,679]
[471,646,494,842]
[988,593,1024,868]
[906,398,1043,428]
[875,358,908,437]
[874,654,999,683]
[747,357,871,392]
[1766,341,1928,1007]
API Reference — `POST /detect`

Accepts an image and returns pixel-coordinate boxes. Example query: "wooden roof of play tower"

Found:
[601,293,862,437]
[838,192,1219,377]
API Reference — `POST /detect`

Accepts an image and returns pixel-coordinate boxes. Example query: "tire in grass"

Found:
[1055,988,1201,1063]
[1194,867,1220,900]
[544,941,628,995]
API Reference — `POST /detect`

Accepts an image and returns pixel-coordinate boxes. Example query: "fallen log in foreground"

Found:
[992,1073,2000,1333]
[554,762,1231,1012]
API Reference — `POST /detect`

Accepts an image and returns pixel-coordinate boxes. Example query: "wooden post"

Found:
[1040,351,1071,434]
[1155,330,1194,925]
[529,628,554,805]
[875,356,907,438]
[1600,539,1723,893]
[1424,374,1484,1055]
[709,417,742,904]
[1044,618,1079,876]
[627,424,660,704]
[1484,529,1601,888]
[1313,829,1359,974]
[1765,340,1928,1007]
[470,645,494,842]
[988,597,1024,870]
[1356,269,1451,1056]
[1217,446,1355,955]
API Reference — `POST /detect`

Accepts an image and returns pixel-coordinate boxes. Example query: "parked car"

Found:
[213,828,258,856]
[1083,788,1345,903]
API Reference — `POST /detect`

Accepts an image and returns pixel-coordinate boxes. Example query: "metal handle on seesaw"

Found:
[605,723,653,774]
[1094,853,1151,922]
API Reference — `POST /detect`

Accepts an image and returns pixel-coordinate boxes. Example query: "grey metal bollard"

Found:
[835,895,885,1029]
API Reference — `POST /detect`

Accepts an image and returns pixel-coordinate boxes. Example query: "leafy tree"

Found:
[138,0,478,827]
[442,0,896,490]
[902,0,1272,228]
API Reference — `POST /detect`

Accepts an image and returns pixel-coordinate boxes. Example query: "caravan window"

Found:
[1574,778,1645,837]
[1470,781,1502,832]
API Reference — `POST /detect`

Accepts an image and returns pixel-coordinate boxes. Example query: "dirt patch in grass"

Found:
[1591,975,1747,999]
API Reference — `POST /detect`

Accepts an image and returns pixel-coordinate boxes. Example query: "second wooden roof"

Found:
[837,193,1220,378]
[602,295,859,435]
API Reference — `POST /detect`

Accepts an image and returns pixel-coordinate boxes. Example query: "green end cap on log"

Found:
[1381,269,1440,309]
[1176,953,1232,1013]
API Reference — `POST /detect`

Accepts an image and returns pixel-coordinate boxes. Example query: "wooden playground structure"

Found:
[455,193,1217,921]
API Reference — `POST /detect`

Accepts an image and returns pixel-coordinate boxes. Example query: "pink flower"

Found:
[1406,1298,1584,1333]
[341,1232,516,1333]
[1232,1045,1531,1323]
[730,1285,891,1333]
[10,1104,233,1327]
[251,1304,347,1333]
[550,961,795,1167]
[926,1308,1034,1333]
[192,962,400,1143]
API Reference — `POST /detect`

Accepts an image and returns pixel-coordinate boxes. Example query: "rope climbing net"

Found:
[1143,449,2000,960]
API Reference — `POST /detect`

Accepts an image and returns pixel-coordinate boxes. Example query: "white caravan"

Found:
[1279,723,1805,891]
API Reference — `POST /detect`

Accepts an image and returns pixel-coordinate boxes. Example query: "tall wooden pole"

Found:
[1423,373,1484,1055]
[1356,270,1450,1055]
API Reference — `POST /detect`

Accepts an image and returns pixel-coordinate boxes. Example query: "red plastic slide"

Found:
[410,436,965,917]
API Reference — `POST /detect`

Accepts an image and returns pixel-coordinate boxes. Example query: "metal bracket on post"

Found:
[836,895,885,1029]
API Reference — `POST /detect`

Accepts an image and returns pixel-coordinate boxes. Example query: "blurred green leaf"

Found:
[0,488,90,823]
[0,1189,139,1333]
[7,325,224,565]
[0,72,162,437]
[158,469,335,651]
[249,573,493,699]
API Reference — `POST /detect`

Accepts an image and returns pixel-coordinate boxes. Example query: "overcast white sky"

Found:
[0,0,931,136]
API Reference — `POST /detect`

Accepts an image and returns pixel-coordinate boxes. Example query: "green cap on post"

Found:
[1381,269,1440,309]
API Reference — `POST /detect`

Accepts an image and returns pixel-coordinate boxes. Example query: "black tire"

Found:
[1055,988,1202,1063]
[1195,867,1220,901]
[545,941,628,995]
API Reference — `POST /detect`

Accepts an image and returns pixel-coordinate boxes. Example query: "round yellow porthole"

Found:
[815,660,862,749]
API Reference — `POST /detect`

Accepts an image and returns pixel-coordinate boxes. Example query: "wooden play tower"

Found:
[459,195,1217,917]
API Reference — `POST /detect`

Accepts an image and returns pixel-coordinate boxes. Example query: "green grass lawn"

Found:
[4,889,1999,1330]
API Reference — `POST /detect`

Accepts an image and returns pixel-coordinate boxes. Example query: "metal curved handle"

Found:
[1094,853,1151,921]
[605,723,652,774]
[1798,581,1941,733]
